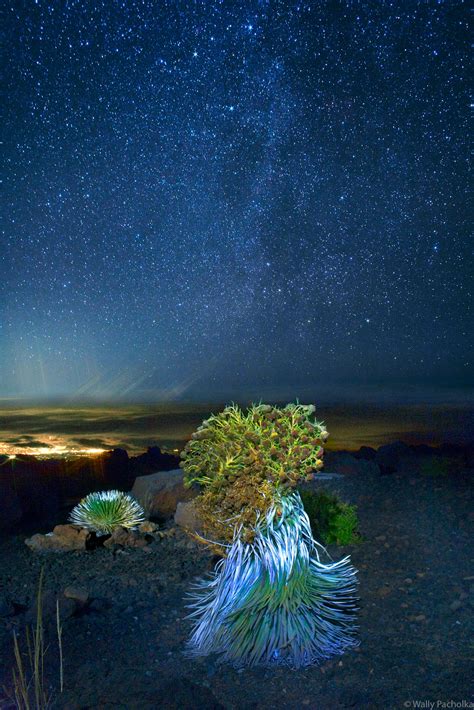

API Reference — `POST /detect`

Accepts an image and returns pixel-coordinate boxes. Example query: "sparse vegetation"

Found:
[9,567,64,709]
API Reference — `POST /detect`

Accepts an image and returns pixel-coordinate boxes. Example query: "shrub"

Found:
[419,455,462,477]
[69,490,145,534]
[300,489,360,545]
[180,401,328,544]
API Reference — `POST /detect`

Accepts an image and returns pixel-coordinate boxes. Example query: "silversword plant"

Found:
[181,402,359,668]
[69,490,145,534]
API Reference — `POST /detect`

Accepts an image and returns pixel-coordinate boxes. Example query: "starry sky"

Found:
[2,1,472,404]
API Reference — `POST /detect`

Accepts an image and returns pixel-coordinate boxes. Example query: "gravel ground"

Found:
[0,466,473,710]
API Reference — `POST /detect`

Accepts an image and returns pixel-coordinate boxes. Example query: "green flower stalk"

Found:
[181,402,328,545]
[69,490,145,534]
[181,402,359,668]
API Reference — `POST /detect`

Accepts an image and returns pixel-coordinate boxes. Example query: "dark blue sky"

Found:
[1,1,471,402]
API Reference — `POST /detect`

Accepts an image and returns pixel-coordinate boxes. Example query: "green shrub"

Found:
[300,489,360,545]
[419,455,462,477]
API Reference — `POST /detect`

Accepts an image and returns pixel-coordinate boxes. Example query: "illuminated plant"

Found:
[69,490,145,534]
[180,402,359,668]
[180,402,328,544]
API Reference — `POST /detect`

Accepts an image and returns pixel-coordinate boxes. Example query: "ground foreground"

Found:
[0,463,472,709]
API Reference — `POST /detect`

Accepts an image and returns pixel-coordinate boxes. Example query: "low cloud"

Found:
[0,402,472,455]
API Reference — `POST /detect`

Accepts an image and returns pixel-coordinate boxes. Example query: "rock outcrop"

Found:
[174,499,203,534]
[323,451,380,477]
[375,441,412,474]
[103,526,151,550]
[131,468,196,521]
[25,524,91,552]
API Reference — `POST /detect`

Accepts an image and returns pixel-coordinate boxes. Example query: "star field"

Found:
[1,1,471,401]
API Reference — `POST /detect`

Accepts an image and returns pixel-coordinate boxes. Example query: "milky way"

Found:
[2,1,471,401]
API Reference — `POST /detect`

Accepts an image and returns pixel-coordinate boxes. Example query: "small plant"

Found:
[300,490,360,545]
[69,490,145,534]
[9,567,64,709]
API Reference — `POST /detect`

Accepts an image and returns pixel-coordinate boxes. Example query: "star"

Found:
[0,1,469,401]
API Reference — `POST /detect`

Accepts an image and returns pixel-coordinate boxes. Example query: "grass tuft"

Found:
[7,567,64,709]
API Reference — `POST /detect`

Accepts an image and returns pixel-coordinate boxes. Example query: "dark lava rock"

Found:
[375,440,412,474]
[25,590,78,626]
[354,446,377,461]
[103,526,151,550]
[0,596,14,618]
[0,480,22,531]
[88,597,111,613]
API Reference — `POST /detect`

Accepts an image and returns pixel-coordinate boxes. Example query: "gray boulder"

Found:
[131,469,196,520]
[174,499,203,534]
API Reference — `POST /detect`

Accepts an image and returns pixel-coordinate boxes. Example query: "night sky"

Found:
[2,1,471,403]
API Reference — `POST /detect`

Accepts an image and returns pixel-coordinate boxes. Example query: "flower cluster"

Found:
[180,402,328,545]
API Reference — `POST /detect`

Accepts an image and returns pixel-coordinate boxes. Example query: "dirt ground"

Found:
[0,465,472,710]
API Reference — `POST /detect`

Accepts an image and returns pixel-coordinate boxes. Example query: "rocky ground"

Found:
[0,448,473,710]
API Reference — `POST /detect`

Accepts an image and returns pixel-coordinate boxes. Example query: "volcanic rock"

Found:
[64,586,89,605]
[131,468,196,520]
[375,441,412,474]
[25,524,90,552]
[174,500,203,534]
[138,520,158,533]
[322,452,379,477]
[103,526,150,549]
